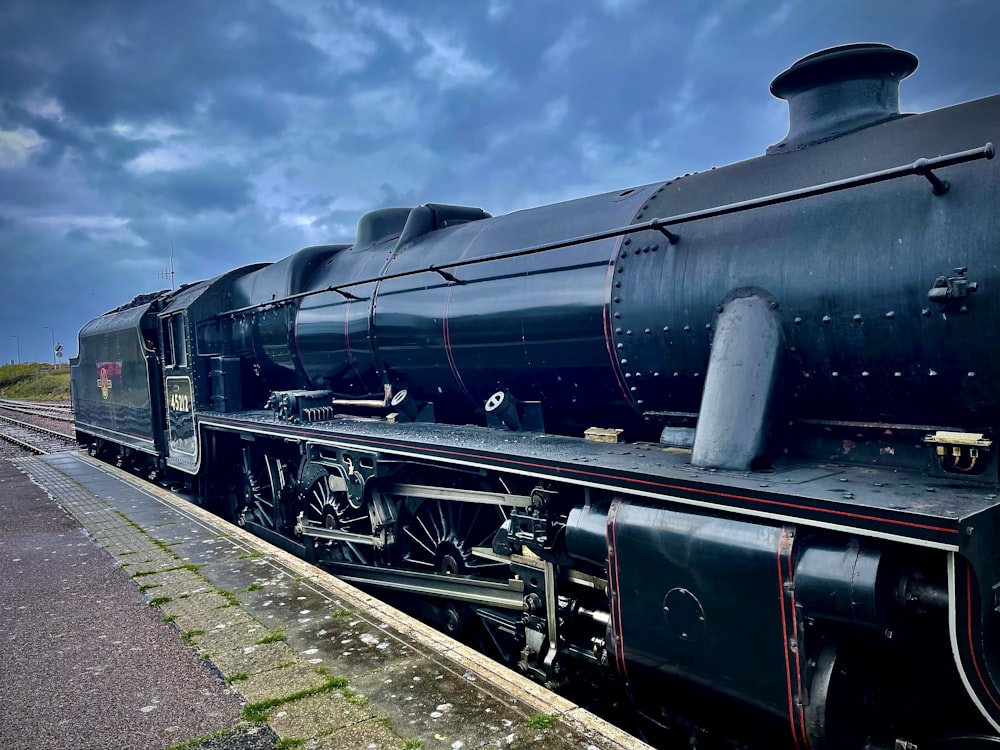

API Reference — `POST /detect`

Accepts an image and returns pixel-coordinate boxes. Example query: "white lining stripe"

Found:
[948,552,1000,734]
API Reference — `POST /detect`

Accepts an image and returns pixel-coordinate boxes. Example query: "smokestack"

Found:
[767,43,918,154]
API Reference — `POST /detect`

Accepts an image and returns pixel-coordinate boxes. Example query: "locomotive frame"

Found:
[71,44,1000,749]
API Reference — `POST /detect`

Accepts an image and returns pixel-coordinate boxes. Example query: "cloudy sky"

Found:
[1,0,998,365]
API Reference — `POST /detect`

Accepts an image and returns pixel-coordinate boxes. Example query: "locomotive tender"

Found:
[71,44,1000,748]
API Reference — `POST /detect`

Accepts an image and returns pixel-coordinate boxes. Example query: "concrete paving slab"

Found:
[199,638,299,678]
[267,693,400,749]
[157,590,240,633]
[132,565,211,596]
[361,660,540,750]
[234,662,332,705]
[184,609,272,649]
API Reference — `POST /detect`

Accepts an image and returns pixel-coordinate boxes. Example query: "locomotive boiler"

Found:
[71,44,1000,749]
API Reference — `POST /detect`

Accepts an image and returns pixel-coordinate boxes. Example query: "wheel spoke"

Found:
[467,506,482,539]
[441,501,450,535]
[240,447,284,531]
[404,525,437,558]
[416,515,439,549]
[255,503,274,527]
[402,555,435,568]
[300,463,373,565]
[344,543,368,564]
[475,527,496,548]
[400,497,508,578]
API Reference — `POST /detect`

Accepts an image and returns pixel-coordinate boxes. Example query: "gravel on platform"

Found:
[0,457,256,750]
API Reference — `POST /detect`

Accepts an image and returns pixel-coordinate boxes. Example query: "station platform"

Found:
[3,450,650,750]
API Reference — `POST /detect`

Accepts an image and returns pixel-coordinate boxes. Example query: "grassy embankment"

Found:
[0,363,71,400]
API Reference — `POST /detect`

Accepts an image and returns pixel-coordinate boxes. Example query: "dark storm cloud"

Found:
[2,102,86,153]
[206,87,292,138]
[138,163,254,216]
[64,228,92,245]
[0,52,41,100]
[3,102,158,174]
[1,0,330,127]
[0,169,72,209]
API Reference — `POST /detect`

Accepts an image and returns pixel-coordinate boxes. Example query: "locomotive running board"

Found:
[199,413,975,550]
[313,560,526,611]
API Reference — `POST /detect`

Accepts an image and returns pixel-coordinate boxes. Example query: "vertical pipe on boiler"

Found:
[691,294,782,471]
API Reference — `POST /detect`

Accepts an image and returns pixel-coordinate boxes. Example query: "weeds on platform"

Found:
[343,687,368,706]
[180,629,206,646]
[215,587,241,608]
[525,713,557,730]
[241,675,349,723]
[256,629,287,645]
[165,727,232,750]
[130,563,202,578]
[113,517,246,611]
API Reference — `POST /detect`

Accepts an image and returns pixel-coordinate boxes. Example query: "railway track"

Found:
[0,398,74,423]
[0,412,77,455]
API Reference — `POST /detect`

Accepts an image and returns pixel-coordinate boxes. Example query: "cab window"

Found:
[161,314,188,368]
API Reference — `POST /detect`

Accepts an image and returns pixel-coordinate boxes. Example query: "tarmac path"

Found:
[0,457,273,750]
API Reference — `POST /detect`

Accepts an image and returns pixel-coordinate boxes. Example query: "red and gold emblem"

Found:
[96,362,122,400]
[98,367,113,399]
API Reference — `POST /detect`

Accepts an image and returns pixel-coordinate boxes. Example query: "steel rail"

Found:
[0,427,46,455]
[0,418,75,455]
[0,413,76,443]
[0,400,74,423]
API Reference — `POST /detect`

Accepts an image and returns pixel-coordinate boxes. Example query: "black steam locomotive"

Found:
[71,44,1000,749]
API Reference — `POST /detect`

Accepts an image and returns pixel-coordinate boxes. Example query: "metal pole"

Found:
[10,335,19,364]
[43,326,55,365]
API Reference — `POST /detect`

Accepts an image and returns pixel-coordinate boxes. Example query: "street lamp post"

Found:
[43,326,55,366]
[10,335,19,365]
